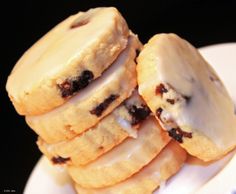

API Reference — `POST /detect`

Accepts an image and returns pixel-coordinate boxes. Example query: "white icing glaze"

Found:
[116,116,137,138]
[158,180,167,193]
[8,8,113,96]
[81,117,168,167]
[113,90,147,138]
[54,165,66,172]
[6,7,130,116]
[151,34,236,148]
[26,34,139,141]
[45,144,53,153]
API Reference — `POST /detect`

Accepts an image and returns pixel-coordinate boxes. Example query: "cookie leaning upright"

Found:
[137,33,236,161]
[6,7,129,115]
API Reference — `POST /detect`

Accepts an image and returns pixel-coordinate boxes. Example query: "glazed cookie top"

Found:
[26,34,140,143]
[6,7,129,115]
[138,33,236,149]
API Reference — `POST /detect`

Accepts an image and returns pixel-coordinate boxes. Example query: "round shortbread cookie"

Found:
[6,7,129,115]
[37,91,151,166]
[74,141,186,194]
[137,33,236,161]
[26,34,141,144]
[68,117,170,188]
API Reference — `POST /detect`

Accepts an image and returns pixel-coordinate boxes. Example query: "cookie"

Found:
[68,117,170,188]
[74,141,186,194]
[6,7,129,115]
[26,34,141,144]
[37,91,151,166]
[137,33,236,161]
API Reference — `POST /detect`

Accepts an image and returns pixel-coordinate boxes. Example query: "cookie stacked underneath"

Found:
[7,7,189,194]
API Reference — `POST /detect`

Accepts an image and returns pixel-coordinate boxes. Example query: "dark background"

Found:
[1,0,236,193]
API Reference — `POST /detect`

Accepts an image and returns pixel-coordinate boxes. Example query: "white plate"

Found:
[24,43,236,194]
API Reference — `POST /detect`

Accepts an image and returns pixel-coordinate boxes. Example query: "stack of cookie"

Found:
[6,7,187,193]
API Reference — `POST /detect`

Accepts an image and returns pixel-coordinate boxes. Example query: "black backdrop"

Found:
[1,0,236,193]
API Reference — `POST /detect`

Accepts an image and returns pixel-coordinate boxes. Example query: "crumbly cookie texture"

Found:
[68,117,170,188]
[137,33,236,161]
[74,141,186,194]
[6,7,129,115]
[37,91,151,166]
[26,34,141,144]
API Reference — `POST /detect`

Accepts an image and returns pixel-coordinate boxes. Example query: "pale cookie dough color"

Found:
[68,117,170,188]
[26,34,140,144]
[74,141,186,194]
[6,7,129,115]
[137,33,236,161]
[37,90,151,166]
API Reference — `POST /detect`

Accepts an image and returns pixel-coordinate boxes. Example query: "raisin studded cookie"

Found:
[137,33,236,161]
[74,141,186,194]
[37,91,151,166]
[26,34,141,144]
[6,7,129,115]
[68,117,170,188]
